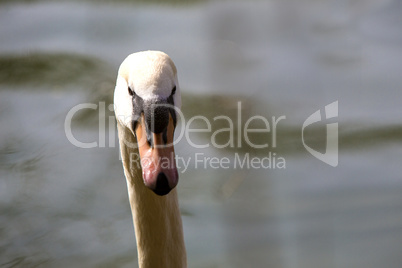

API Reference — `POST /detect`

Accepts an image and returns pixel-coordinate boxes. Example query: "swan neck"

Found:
[117,122,187,268]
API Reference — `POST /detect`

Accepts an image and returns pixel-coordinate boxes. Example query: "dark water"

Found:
[1,1,402,267]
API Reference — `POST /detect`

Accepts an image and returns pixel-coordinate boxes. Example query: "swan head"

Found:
[114,51,181,196]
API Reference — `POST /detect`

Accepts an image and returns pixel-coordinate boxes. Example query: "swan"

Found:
[114,51,186,267]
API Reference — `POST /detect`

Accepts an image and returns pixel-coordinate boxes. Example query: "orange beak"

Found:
[135,114,178,196]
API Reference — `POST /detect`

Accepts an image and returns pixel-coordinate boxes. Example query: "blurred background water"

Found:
[0,0,402,267]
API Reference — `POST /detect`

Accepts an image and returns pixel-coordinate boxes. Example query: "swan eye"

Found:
[128,87,134,96]
[171,86,176,95]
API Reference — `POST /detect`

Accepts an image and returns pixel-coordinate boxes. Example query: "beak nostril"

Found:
[153,172,171,196]
[162,128,168,145]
